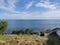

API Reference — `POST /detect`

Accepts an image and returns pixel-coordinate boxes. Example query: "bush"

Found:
[30,31,39,35]
[19,30,24,34]
[45,29,52,34]
[12,30,20,35]
[24,28,39,35]
[0,21,8,34]
[47,36,60,45]
[24,28,34,34]
[12,28,39,35]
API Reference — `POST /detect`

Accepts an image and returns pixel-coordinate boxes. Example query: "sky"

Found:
[0,0,60,19]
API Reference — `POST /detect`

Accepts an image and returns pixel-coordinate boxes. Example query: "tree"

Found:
[0,21,8,34]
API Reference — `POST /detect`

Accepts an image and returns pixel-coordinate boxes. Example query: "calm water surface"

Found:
[6,20,60,33]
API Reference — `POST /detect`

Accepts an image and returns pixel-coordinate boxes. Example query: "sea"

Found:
[4,20,60,33]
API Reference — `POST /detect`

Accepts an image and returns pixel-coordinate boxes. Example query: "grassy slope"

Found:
[0,34,60,45]
[0,34,48,45]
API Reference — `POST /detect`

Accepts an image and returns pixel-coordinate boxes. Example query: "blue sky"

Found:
[0,0,60,19]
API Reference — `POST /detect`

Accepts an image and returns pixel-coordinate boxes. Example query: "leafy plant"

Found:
[0,21,8,34]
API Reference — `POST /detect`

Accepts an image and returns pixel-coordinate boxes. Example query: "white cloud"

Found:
[0,0,60,19]
[26,1,33,9]
[0,12,29,19]
[7,0,19,10]
[38,10,60,19]
[35,0,57,10]
[0,0,19,12]
[1,10,60,19]
[0,12,37,19]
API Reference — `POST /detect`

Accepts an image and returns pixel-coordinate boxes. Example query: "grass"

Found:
[0,34,48,45]
[0,34,60,45]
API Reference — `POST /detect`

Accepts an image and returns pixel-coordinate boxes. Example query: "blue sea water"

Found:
[6,20,60,33]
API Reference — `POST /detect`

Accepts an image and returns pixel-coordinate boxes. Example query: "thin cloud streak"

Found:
[35,0,58,10]
[26,1,34,9]
[0,0,19,12]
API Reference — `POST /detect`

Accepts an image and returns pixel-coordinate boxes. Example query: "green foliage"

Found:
[12,29,20,35]
[30,31,39,35]
[45,29,52,34]
[12,28,39,35]
[19,30,24,34]
[0,21,8,34]
[12,29,25,35]
[24,28,34,34]
[52,28,60,32]
[47,36,60,45]
[24,28,39,35]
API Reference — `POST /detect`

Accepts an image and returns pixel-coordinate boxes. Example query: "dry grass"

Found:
[0,34,48,45]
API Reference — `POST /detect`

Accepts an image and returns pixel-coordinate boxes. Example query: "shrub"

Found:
[47,36,60,45]
[30,31,39,35]
[12,28,39,35]
[19,30,24,34]
[24,28,34,34]
[0,21,8,34]
[12,30,20,35]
